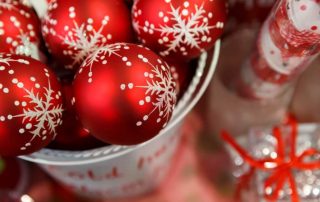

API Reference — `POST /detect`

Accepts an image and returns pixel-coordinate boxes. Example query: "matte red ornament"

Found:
[73,43,177,145]
[0,0,43,60]
[49,82,106,150]
[42,0,134,70]
[0,54,63,156]
[132,0,226,59]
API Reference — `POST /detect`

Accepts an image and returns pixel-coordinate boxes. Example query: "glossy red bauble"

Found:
[132,0,226,59]
[73,43,178,145]
[0,54,63,156]
[42,0,134,70]
[0,0,43,60]
[49,82,105,150]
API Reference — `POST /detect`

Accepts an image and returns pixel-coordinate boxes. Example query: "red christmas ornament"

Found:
[73,43,178,145]
[0,0,43,60]
[0,54,63,156]
[132,0,226,59]
[42,0,134,70]
[49,82,106,150]
[165,59,192,99]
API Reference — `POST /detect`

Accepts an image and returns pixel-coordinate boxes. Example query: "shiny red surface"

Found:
[49,82,106,150]
[132,0,226,60]
[0,1,42,55]
[73,43,177,145]
[0,54,63,156]
[42,0,134,70]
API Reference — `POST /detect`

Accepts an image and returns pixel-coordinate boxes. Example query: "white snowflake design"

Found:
[0,0,18,12]
[120,54,177,128]
[42,3,112,69]
[0,56,63,151]
[42,1,58,36]
[0,54,24,65]
[0,2,40,59]
[14,31,39,58]
[133,0,224,57]
[80,43,132,83]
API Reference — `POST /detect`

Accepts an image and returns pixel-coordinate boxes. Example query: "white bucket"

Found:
[19,40,221,199]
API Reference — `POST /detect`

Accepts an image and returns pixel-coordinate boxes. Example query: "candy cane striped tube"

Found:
[236,0,320,99]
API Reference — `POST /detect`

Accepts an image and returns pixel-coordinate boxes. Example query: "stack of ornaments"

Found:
[0,0,226,157]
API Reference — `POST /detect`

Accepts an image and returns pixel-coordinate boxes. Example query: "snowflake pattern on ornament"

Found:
[42,2,112,69]
[0,55,63,151]
[14,31,38,57]
[0,54,24,65]
[0,1,40,59]
[133,0,224,57]
[80,43,131,83]
[0,0,18,11]
[120,54,176,128]
[42,1,58,36]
